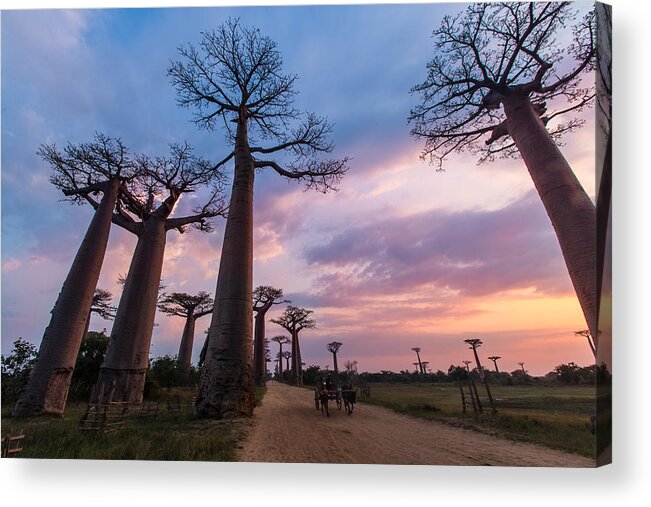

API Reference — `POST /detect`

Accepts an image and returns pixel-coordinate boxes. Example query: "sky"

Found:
[1,2,597,376]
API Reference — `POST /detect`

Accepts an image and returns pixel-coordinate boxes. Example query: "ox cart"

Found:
[314,385,357,416]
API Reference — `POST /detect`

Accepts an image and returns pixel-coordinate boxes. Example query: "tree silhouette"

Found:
[411,347,424,374]
[270,335,291,381]
[487,355,501,373]
[410,3,598,342]
[252,286,289,387]
[464,338,496,413]
[281,350,292,373]
[14,135,138,417]
[326,342,343,373]
[82,289,118,342]
[518,362,526,373]
[462,360,472,372]
[158,292,214,371]
[271,306,315,386]
[94,143,227,404]
[170,18,349,418]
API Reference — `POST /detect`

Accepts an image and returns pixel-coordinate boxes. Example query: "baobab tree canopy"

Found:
[409,2,595,166]
[169,18,349,191]
[158,292,214,318]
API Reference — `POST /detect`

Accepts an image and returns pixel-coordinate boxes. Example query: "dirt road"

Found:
[237,382,594,467]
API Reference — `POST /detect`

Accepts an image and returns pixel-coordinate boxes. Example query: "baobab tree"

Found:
[253,286,289,387]
[488,355,501,373]
[83,288,118,341]
[270,335,290,381]
[14,135,138,417]
[326,342,343,374]
[462,360,472,372]
[421,361,430,374]
[271,306,316,386]
[169,19,348,418]
[465,338,496,413]
[158,292,214,371]
[411,347,424,374]
[281,351,292,374]
[94,143,227,404]
[410,3,598,341]
[518,362,526,374]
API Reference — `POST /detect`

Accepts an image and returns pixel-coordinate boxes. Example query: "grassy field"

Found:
[359,382,596,457]
[1,387,265,461]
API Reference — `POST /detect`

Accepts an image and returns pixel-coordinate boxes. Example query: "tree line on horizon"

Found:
[8,2,607,420]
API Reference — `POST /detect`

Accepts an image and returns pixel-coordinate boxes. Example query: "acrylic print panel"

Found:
[1,1,610,467]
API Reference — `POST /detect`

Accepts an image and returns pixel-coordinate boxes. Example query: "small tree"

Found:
[271,306,315,386]
[410,3,598,341]
[252,286,289,387]
[574,329,598,358]
[326,341,343,373]
[411,347,424,374]
[158,292,214,372]
[70,331,109,401]
[2,339,38,406]
[170,19,348,418]
[487,355,501,373]
[270,335,291,381]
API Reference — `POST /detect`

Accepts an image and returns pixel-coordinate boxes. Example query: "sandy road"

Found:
[237,381,593,467]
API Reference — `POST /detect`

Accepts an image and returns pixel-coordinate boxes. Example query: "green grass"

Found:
[1,387,266,461]
[359,383,596,458]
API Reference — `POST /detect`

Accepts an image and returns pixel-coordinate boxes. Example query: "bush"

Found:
[1,338,38,405]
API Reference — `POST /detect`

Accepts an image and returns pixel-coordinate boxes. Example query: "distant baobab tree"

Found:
[326,342,343,373]
[488,356,501,373]
[83,288,118,341]
[271,306,315,386]
[421,361,430,374]
[518,362,526,374]
[465,339,496,413]
[270,335,291,381]
[253,286,289,387]
[170,19,349,418]
[282,351,292,373]
[574,329,598,358]
[411,347,424,374]
[410,3,598,342]
[14,135,138,417]
[158,292,214,371]
[343,360,358,374]
[462,360,472,372]
[94,143,227,404]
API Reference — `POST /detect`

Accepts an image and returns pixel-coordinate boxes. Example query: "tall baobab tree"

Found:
[94,143,227,404]
[488,355,501,373]
[169,18,348,418]
[465,339,496,413]
[326,342,343,374]
[270,335,290,381]
[518,362,526,374]
[14,135,137,417]
[411,347,424,374]
[271,306,315,386]
[252,286,289,387]
[158,292,214,371]
[410,3,598,342]
[574,329,597,358]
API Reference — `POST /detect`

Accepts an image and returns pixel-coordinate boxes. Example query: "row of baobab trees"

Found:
[15,3,607,419]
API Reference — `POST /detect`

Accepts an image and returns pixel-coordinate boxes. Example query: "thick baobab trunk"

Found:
[331,351,339,374]
[196,115,256,418]
[253,311,267,387]
[95,217,167,404]
[291,331,303,386]
[13,179,120,417]
[504,94,597,340]
[178,313,196,370]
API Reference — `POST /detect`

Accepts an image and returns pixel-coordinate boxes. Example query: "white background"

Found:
[1,0,648,505]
